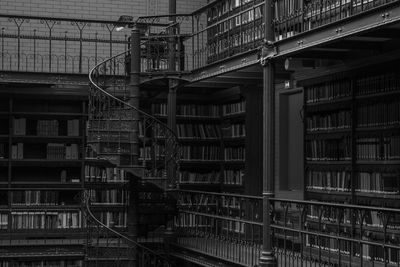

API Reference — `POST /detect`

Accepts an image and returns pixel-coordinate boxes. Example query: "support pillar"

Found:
[127,25,141,267]
[259,0,276,266]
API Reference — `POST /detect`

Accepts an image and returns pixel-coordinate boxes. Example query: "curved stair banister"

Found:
[83,191,173,267]
[85,33,181,265]
[88,49,181,189]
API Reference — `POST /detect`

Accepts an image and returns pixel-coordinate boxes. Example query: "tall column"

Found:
[259,0,276,266]
[127,25,141,267]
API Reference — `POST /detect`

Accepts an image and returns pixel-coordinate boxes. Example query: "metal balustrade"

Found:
[273,0,399,41]
[175,190,263,266]
[271,198,400,267]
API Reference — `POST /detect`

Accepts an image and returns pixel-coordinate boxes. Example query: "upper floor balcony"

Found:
[1,0,400,84]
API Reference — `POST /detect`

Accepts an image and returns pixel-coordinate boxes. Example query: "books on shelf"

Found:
[13,118,26,135]
[94,211,127,227]
[87,189,128,205]
[306,138,351,161]
[140,146,162,160]
[356,73,400,96]
[177,124,220,139]
[306,170,350,191]
[0,213,8,230]
[47,143,79,160]
[11,190,59,206]
[306,111,351,131]
[11,210,81,229]
[181,145,221,161]
[356,136,400,160]
[222,123,245,138]
[84,165,127,183]
[357,102,400,128]
[11,143,23,159]
[224,169,244,185]
[37,120,59,136]
[177,104,220,117]
[222,101,245,116]
[67,119,80,136]
[224,147,245,161]
[178,171,220,184]
[306,80,351,103]
[0,143,6,159]
[356,172,400,194]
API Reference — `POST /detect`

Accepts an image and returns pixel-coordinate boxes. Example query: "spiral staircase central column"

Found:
[127,24,141,267]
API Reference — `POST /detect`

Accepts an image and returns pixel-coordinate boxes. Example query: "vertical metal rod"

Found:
[79,29,83,73]
[127,25,141,267]
[260,1,276,266]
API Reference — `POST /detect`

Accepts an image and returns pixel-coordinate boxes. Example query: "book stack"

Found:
[11,211,81,229]
[224,170,244,185]
[11,143,23,159]
[0,213,7,230]
[224,147,245,161]
[37,120,59,136]
[222,123,245,138]
[88,189,128,205]
[222,101,246,115]
[11,190,59,206]
[67,119,80,136]
[177,124,220,139]
[84,166,127,183]
[179,171,220,184]
[13,118,26,135]
[181,145,221,161]
[306,79,351,103]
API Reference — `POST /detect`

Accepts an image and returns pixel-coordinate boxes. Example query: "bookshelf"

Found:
[302,66,400,264]
[0,88,87,264]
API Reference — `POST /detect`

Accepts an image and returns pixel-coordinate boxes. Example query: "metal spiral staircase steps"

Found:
[84,47,181,266]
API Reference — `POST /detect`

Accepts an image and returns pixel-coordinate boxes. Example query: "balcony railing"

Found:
[273,0,399,41]
[175,191,400,266]
[175,190,263,266]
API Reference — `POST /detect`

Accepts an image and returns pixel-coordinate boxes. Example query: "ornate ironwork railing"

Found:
[174,190,263,266]
[187,0,265,70]
[0,14,190,74]
[271,198,400,266]
[83,191,172,267]
[87,49,181,188]
[273,0,399,41]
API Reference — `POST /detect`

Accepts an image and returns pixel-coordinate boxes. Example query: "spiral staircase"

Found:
[83,29,181,266]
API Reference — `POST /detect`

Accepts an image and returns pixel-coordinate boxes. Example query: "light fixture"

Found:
[115,15,134,31]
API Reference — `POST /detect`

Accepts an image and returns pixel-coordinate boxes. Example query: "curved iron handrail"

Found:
[88,49,181,187]
[82,192,172,265]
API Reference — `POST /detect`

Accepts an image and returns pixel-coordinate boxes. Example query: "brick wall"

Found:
[0,0,206,73]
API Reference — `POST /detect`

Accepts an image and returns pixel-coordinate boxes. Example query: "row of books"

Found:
[47,143,79,160]
[355,73,400,96]
[306,80,351,103]
[87,189,129,205]
[11,190,60,206]
[11,211,81,229]
[177,104,220,117]
[356,137,400,160]
[357,172,399,194]
[222,123,246,138]
[11,143,23,159]
[177,124,220,139]
[224,169,244,185]
[0,213,7,229]
[178,171,220,184]
[357,102,400,127]
[92,211,127,227]
[306,111,351,131]
[152,103,220,117]
[37,120,59,136]
[139,146,161,160]
[224,147,245,161]
[60,169,80,183]
[181,146,221,161]
[84,166,127,183]
[306,139,351,161]
[0,143,6,159]
[306,171,351,191]
[222,101,245,116]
